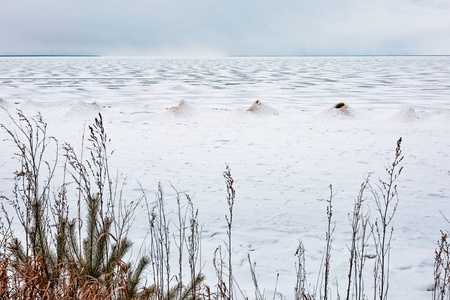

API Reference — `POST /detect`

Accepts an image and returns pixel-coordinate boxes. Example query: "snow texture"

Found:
[0,56,449,299]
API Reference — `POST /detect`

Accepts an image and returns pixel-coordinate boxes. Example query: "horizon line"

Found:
[1,54,450,58]
[0,55,101,57]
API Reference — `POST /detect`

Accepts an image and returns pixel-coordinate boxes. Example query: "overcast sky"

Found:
[1,0,449,56]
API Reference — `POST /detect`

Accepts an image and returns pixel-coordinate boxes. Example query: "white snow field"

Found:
[1,56,449,299]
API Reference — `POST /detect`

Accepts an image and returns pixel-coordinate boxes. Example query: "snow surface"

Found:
[1,56,450,299]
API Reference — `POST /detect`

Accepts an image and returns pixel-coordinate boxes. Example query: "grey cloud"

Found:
[0,0,449,55]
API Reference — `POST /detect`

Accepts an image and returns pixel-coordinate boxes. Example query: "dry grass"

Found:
[0,254,152,299]
[6,109,443,300]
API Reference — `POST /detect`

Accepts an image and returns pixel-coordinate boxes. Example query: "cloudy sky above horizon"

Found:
[1,0,450,56]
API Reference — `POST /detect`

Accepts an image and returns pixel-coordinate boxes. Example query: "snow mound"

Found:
[167,99,195,116]
[428,109,450,121]
[319,102,355,120]
[394,107,427,122]
[20,99,41,110]
[438,109,450,120]
[246,100,278,115]
[0,97,9,109]
[0,97,13,111]
[65,101,102,119]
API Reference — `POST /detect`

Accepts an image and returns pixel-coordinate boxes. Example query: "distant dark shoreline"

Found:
[0,55,101,57]
[1,54,449,58]
[228,54,450,57]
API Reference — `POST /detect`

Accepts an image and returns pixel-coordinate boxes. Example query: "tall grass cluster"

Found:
[0,110,447,299]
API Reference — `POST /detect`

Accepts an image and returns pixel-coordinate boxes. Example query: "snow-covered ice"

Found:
[1,56,449,299]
